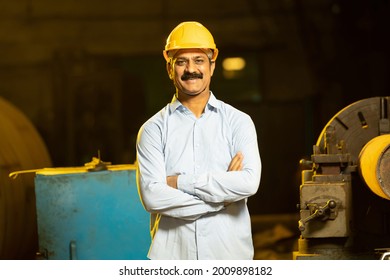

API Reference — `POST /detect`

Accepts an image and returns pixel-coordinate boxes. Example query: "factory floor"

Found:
[251,213,300,260]
[4,213,300,260]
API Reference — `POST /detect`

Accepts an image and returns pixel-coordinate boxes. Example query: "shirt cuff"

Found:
[177,174,207,195]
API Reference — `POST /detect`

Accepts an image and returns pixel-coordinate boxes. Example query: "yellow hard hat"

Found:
[163,21,219,62]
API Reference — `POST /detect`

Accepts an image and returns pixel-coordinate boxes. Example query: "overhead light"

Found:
[222,57,246,71]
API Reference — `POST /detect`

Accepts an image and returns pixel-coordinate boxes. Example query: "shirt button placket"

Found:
[193,121,199,174]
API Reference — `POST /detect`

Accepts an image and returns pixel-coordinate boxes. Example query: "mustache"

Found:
[181,72,203,81]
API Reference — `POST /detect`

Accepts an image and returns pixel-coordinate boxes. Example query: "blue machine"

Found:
[34,164,150,260]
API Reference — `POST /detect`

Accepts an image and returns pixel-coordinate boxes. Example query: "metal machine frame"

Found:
[294,97,390,260]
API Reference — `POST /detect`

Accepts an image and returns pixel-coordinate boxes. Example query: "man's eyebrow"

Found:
[176,55,206,60]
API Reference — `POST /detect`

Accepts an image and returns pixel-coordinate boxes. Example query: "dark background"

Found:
[0,0,389,215]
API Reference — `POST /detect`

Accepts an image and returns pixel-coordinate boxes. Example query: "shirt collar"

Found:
[207,91,220,111]
[169,91,220,114]
[169,94,182,112]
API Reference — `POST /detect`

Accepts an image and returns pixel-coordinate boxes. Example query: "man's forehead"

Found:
[173,49,208,58]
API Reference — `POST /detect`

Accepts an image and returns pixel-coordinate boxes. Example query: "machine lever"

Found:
[298,200,337,231]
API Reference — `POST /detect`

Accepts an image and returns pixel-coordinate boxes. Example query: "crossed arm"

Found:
[137,149,247,220]
[136,114,261,220]
[166,152,243,189]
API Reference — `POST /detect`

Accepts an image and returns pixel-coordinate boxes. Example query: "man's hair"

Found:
[167,49,214,62]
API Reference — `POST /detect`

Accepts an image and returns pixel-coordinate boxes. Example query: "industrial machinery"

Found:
[11,158,150,260]
[294,97,390,260]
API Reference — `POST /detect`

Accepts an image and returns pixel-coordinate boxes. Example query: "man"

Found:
[136,21,261,260]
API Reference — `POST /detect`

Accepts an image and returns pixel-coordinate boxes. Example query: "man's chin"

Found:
[176,84,208,97]
[182,90,204,96]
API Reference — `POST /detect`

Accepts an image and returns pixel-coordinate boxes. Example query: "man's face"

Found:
[167,49,215,97]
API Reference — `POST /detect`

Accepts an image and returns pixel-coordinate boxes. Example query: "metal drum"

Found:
[0,96,52,259]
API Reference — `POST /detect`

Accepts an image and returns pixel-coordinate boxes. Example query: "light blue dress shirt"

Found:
[136,92,261,259]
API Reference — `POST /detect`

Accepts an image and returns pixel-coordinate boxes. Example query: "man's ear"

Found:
[166,62,173,80]
[210,60,216,77]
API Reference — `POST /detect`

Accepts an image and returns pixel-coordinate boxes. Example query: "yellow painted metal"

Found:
[359,134,390,200]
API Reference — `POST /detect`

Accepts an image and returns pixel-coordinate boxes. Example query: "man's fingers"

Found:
[166,175,178,189]
[229,158,241,171]
[228,152,243,171]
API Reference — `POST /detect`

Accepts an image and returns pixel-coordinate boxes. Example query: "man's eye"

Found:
[175,60,187,66]
[195,59,204,64]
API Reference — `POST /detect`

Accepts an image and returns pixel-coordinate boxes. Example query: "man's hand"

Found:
[166,175,178,189]
[228,151,243,171]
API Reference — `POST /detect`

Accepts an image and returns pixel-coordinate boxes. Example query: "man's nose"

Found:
[185,60,197,73]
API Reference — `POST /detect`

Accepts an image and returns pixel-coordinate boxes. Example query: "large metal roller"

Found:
[359,134,390,200]
[0,96,52,259]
